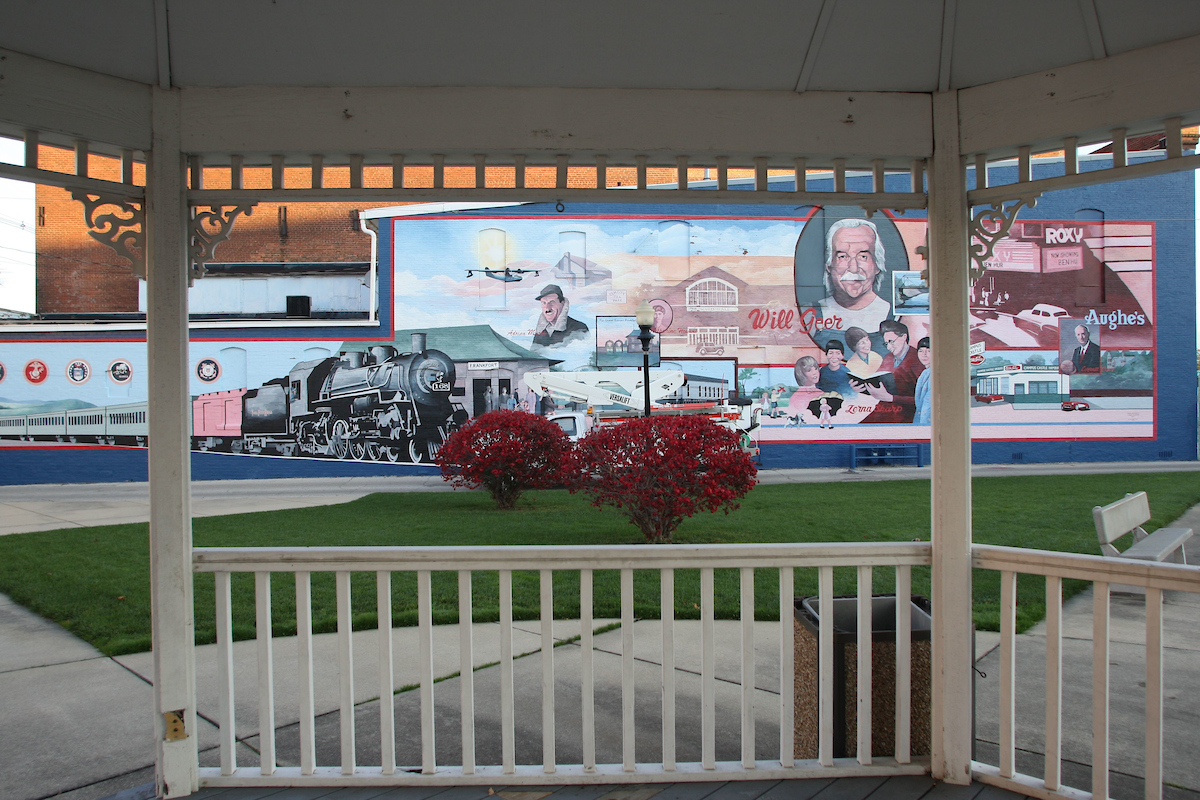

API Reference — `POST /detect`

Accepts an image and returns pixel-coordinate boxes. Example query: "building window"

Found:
[686,278,738,311]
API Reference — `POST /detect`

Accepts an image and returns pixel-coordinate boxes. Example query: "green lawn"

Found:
[0,472,1197,656]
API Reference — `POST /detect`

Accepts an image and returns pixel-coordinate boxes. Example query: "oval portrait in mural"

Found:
[794,206,910,353]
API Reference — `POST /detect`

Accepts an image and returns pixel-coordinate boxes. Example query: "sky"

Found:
[0,137,35,314]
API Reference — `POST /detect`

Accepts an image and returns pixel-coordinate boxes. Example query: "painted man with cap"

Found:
[533,284,590,347]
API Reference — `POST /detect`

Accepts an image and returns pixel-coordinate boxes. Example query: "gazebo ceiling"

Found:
[3,0,1200,93]
[2,1,1200,167]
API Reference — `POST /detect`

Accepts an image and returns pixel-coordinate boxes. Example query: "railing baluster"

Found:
[556,154,569,189]
[121,149,134,184]
[636,155,648,190]
[514,155,526,189]
[541,569,556,773]
[75,139,89,177]
[254,571,275,775]
[391,154,404,189]
[741,566,756,768]
[310,154,323,189]
[999,570,1017,778]
[911,159,924,193]
[1045,575,1062,791]
[475,154,487,190]
[24,130,38,170]
[336,571,355,775]
[581,569,596,772]
[377,571,395,775]
[676,156,689,190]
[857,565,872,764]
[458,569,475,774]
[1146,587,1164,800]
[701,566,716,770]
[754,157,769,191]
[661,568,676,771]
[432,155,445,189]
[418,570,436,774]
[1093,581,1111,800]
[271,155,284,190]
[349,154,363,189]
[1165,117,1183,160]
[500,570,515,774]
[215,571,236,775]
[895,564,911,764]
[717,156,729,191]
[1063,138,1078,176]
[779,565,795,768]
[296,571,316,775]
[819,565,834,767]
[1111,128,1127,169]
[229,154,243,190]
[833,158,847,193]
[622,567,635,772]
[595,155,607,189]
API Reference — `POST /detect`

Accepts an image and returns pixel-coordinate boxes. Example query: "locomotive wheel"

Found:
[330,420,350,459]
[365,441,384,461]
[384,445,401,462]
[349,438,367,460]
[408,437,424,463]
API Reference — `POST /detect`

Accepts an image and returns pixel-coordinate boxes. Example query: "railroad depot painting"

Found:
[0,197,1166,469]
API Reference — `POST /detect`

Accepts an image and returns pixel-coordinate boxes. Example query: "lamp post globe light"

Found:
[635,299,655,417]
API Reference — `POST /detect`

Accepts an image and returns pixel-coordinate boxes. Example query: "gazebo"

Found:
[1,2,1198,798]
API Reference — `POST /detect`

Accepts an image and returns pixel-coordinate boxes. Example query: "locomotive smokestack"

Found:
[411,332,427,354]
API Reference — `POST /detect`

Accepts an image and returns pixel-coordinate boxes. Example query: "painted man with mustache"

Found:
[818,218,892,334]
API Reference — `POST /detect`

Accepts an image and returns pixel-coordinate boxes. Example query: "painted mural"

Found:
[0,203,1159,465]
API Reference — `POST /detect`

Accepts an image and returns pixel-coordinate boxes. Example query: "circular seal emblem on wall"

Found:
[24,359,49,384]
[108,359,134,384]
[196,358,221,383]
[66,359,92,384]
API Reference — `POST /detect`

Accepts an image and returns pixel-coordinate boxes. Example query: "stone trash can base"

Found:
[793,594,932,760]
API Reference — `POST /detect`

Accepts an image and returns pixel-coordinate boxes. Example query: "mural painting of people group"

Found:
[0,202,1158,462]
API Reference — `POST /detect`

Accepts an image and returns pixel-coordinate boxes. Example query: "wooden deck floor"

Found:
[184,777,1029,800]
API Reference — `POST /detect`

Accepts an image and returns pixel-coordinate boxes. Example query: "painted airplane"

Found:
[465,267,540,282]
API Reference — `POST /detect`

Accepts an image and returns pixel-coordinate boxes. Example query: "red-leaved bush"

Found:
[438,409,571,509]
[566,415,758,543]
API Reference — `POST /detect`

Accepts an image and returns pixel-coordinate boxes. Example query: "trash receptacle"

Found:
[793,594,932,760]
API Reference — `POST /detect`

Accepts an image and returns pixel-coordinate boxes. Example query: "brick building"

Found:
[32,146,750,315]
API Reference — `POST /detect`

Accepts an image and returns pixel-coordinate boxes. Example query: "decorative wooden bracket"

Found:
[189,204,256,284]
[968,195,1039,281]
[70,190,146,279]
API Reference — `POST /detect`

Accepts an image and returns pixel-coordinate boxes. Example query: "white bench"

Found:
[1093,492,1192,592]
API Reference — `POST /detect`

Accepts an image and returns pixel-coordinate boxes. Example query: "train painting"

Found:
[0,332,467,464]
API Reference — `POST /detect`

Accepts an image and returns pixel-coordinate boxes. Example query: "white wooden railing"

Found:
[192,542,933,786]
[969,545,1200,800]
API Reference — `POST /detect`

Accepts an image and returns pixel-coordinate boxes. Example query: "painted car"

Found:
[974,394,1005,404]
[1014,303,1069,332]
[1061,400,1091,411]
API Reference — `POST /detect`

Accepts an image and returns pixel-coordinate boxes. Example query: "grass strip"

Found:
[0,472,1196,656]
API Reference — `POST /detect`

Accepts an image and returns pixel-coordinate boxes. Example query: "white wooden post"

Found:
[146,86,198,797]
[928,89,974,785]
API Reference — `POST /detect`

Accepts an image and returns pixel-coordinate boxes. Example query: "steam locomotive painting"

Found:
[195,333,466,462]
[0,333,467,464]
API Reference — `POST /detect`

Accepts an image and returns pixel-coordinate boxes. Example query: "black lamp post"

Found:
[635,300,655,417]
